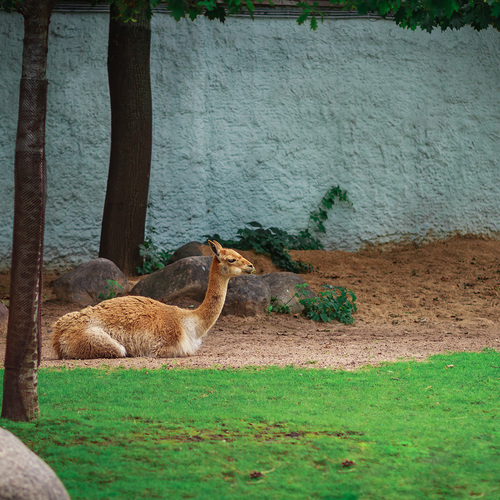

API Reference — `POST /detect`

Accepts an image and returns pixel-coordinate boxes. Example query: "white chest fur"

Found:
[177,316,204,356]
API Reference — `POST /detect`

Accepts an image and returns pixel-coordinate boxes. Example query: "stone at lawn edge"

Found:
[52,258,130,306]
[0,427,70,500]
[132,256,271,316]
[260,272,317,313]
[167,241,204,266]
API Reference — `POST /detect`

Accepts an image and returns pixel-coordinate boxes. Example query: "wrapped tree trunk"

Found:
[2,0,56,422]
[99,3,152,275]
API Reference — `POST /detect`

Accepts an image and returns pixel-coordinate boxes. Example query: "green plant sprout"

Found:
[267,296,293,315]
[295,283,357,324]
[137,238,173,275]
[267,283,357,325]
[309,185,352,233]
[98,280,124,302]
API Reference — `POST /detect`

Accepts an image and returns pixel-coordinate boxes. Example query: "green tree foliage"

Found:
[114,0,500,31]
[345,0,500,32]
[113,0,258,23]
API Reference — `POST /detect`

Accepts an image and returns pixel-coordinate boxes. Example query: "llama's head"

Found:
[208,240,255,277]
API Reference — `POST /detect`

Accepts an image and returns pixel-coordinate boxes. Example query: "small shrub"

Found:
[295,283,357,324]
[98,280,123,302]
[137,239,173,275]
[267,296,293,315]
[310,185,352,233]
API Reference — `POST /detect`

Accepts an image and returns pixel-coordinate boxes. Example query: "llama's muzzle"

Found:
[245,264,255,274]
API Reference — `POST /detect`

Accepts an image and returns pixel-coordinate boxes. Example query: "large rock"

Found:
[167,241,204,266]
[132,256,213,303]
[224,275,271,317]
[0,427,70,500]
[260,272,317,313]
[52,258,130,306]
[132,256,270,316]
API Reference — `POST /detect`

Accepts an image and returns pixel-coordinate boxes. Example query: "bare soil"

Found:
[1,236,499,370]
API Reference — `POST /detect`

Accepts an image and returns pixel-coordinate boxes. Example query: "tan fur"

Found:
[52,241,254,359]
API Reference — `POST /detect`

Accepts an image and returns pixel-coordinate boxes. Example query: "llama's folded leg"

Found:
[55,324,127,359]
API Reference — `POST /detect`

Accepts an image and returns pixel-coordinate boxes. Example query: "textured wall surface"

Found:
[1,12,499,269]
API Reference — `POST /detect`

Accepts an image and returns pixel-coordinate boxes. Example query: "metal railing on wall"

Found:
[53,2,388,20]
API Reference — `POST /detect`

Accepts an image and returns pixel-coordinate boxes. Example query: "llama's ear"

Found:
[208,240,222,259]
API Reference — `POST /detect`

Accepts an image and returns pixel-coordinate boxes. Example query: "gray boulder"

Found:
[225,275,271,317]
[0,302,8,331]
[168,241,204,266]
[132,256,213,303]
[132,256,270,316]
[0,427,70,500]
[260,272,317,313]
[52,258,130,306]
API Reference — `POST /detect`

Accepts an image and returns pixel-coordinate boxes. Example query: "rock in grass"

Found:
[0,427,70,500]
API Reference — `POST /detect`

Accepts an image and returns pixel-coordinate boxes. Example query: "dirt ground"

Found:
[0,235,499,370]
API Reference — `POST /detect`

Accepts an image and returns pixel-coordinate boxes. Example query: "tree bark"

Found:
[2,0,56,422]
[99,3,152,275]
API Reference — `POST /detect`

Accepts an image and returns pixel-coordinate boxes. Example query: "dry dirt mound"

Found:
[1,235,499,370]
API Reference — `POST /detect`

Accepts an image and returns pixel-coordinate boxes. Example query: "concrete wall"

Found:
[1,12,499,269]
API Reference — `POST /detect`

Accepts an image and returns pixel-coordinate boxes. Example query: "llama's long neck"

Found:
[193,258,230,337]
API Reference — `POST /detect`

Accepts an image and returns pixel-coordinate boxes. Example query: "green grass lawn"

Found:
[1,350,499,499]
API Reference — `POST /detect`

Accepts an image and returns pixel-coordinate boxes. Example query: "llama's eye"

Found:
[227,258,236,263]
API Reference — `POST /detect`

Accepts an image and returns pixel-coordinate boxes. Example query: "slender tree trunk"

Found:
[2,0,56,422]
[99,3,152,275]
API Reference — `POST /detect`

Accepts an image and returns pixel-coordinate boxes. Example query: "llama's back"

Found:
[52,296,185,359]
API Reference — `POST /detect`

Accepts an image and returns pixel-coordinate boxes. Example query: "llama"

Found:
[52,240,255,359]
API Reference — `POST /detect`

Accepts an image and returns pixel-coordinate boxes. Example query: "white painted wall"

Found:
[1,12,499,269]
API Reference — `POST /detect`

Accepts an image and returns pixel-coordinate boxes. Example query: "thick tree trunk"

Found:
[2,0,55,422]
[99,4,152,275]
